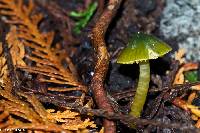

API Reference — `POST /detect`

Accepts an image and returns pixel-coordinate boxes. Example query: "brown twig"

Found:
[33,93,200,132]
[89,0,123,132]
[97,0,105,14]
[77,108,199,132]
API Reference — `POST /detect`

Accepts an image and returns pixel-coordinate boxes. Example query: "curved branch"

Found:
[89,0,123,133]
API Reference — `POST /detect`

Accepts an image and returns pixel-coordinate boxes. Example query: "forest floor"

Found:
[0,0,200,133]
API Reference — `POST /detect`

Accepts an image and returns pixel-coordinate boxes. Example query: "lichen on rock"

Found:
[160,0,200,61]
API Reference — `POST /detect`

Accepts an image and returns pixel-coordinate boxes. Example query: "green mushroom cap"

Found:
[117,32,172,64]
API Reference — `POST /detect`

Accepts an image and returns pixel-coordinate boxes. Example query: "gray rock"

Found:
[160,0,200,61]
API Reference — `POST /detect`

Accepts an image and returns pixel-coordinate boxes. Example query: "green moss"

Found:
[70,2,97,34]
[184,70,198,82]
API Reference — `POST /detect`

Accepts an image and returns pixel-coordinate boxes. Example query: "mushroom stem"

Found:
[130,60,150,118]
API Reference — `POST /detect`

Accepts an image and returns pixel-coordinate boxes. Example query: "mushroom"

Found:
[117,32,172,118]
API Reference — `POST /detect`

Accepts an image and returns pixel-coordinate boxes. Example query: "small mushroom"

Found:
[117,32,172,118]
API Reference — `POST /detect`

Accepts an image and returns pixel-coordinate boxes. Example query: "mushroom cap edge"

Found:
[117,32,172,64]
